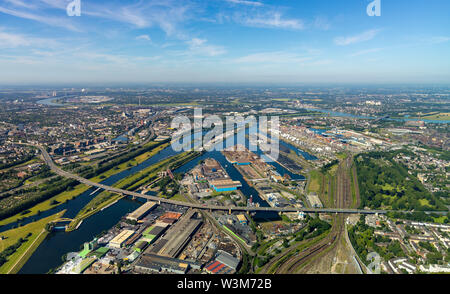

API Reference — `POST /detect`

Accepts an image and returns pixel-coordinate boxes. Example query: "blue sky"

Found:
[0,0,449,85]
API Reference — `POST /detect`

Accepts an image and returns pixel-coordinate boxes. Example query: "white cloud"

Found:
[84,1,192,38]
[308,59,333,66]
[334,29,381,46]
[313,16,331,31]
[233,51,312,64]
[37,0,67,10]
[136,34,151,41]
[0,30,30,47]
[0,0,193,37]
[225,0,264,7]
[0,29,58,48]
[237,11,304,30]
[0,5,79,31]
[0,54,44,64]
[350,48,383,57]
[4,0,37,9]
[30,49,56,57]
[186,38,226,56]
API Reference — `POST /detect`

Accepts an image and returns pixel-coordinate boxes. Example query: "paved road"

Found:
[34,144,387,215]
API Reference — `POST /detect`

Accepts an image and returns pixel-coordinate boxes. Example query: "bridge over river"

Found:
[36,144,388,215]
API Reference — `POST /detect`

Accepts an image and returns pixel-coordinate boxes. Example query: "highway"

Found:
[35,144,387,215]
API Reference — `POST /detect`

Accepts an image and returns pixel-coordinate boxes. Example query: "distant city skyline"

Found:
[0,0,449,85]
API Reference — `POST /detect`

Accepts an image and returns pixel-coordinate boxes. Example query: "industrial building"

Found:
[204,250,240,274]
[142,225,167,243]
[209,179,242,192]
[222,145,272,180]
[79,238,98,258]
[236,214,248,225]
[134,253,202,274]
[159,211,182,222]
[216,250,240,270]
[146,210,203,258]
[204,260,234,274]
[124,231,142,247]
[222,145,254,165]
[126,201,157,221]
[108,229,135,249]
[134,241,148,253]
[189,158,242,193]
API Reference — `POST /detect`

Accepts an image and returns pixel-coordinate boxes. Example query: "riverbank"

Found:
[0,184,90,227]
[279,137,317,162]
[66,194,124,232]
[0,141,170,228]
[66,151,201,231]
[16,128,289,273]
[0,210,66,274]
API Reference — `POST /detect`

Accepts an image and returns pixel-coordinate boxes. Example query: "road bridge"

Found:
[35,144,387,215]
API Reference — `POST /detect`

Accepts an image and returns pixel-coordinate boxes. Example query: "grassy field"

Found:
[0,210,66,274]
[415,112,450,121]
[328,164,338,175]
[89,142,169,182]
[350,168,357,208]
[125,151,199,190]
[329,174,335,206]
[418,199,431,207]
[0,142,170,228]
[336,152,348,160]
[307,170,322,194]
[169,194,188,202]
[432,215,448,223]
[0,184,90,227]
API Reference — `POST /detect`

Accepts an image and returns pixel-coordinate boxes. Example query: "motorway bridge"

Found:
[35,144,387,215]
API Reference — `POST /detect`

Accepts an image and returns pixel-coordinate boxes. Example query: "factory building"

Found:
[134,240,149,253]
[204,250,240,274]
[216,250,240,270]
[108,229,135,249]
[204,260,234,274]
[126,201,157,221]
[159,211,182,223]
[79,238,98,258]
[236,214,248,225]
[124,231,142,247]
[142,225,167,243]
[209,179,242,192]
[146,210,203,258]
[134,253,202,274]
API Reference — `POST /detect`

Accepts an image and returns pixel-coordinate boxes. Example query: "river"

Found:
[10,126,310,273]
[306,108,449,124]
[36,97,64,107]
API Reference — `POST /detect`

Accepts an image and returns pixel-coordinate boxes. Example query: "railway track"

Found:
[270,156,353,274]
[274,215,344,274]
